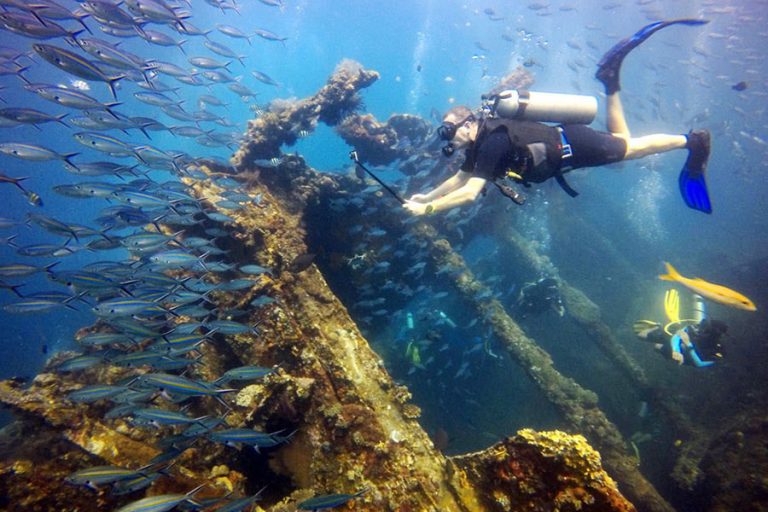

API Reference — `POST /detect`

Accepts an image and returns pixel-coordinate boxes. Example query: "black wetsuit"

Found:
[515,278,564,318]
[645,318,727,368]
[461,118,627,190]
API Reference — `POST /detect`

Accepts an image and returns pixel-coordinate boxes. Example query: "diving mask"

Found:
[438,113,475,157]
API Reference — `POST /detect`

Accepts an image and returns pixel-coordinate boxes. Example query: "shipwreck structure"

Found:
[1,60,764,512]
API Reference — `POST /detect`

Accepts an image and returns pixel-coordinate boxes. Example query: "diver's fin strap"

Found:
[555,126,579,197]
[555,173,579,197]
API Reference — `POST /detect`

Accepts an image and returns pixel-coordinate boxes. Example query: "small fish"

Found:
[24,190,43,207]
[208,428,291,451]
[77,332,134,347]
[659,262,756,311]
[289,253,315,273]
[214,365,273,385]
[137,373,235,399]
[253,28,287,43]
[0,107,69,128]
[0,142,78,166]
[92,297,169,318]
[32,43,124,99]
[132,407,208,427]
[3,298,76,314]
[204,40,245,66]
[204,319,257,335]
[25,83,121,117]
[56,354,107,372]
[731,81,748,91]
[138,29,187,54]
[297,488,369,511]
[251,69,279,87]
[215,487,267,512]
[67,384,128,403]
[66,465,146,489]
[216,24,252,44]
[114,484,205,512]
[189,56,231,70]
[0,262,57,278]
[228,82,257,98]
[111,471,164,495]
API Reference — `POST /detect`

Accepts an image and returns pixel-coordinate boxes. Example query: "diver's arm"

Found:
[669,334,685,365]
[409,170,472,203]
[685,345,715,368]
[405,176,487,215]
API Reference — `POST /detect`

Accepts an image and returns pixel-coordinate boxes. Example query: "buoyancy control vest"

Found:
[463,117,562,183]
[474,89,597,200]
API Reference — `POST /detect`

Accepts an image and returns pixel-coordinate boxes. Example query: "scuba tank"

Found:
[406,311,414,331]
[692,294,706,323]
[483,89,597,124]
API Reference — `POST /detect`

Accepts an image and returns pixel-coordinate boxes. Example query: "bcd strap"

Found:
[555,173,579,197]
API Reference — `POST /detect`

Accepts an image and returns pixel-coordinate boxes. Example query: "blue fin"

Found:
[678,166,712,214]
[599,18,710,68]
[597,19,710,94]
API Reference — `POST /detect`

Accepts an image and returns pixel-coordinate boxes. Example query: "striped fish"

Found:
[297,488,369,511]
[114,484,206,512]
[32,43,124,99]
[66,465,145,489]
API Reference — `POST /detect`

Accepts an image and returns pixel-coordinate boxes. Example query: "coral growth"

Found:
[454,429,636,512]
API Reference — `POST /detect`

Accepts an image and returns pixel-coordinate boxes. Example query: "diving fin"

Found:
[633,320,661,338]
[596,18,710,95]
[664,289,680,324]
[679,129,712,214]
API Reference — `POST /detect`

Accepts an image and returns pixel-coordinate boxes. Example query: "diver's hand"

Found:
[672,352,684,365]
[403,200,429,216]
[408,193,430,203]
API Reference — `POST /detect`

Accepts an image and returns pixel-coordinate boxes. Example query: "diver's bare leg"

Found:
[607,92,687,159]
[624,134,688,160]
[606,92,630,137]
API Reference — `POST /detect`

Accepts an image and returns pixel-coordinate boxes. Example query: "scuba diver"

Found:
[403,19,712,216]
[634,289,727,368]
[514,277,565,319]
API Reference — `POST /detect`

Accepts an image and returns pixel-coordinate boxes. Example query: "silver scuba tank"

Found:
[487,89,598,124]
[692,294,706,323]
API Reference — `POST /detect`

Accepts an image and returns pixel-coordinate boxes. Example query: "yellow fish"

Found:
[659,262,756,312]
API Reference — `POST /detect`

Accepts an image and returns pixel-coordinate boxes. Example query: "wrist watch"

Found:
[425,204,434,215]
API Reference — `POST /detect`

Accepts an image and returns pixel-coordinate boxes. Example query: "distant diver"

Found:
[514,277,565,319]
[404,18,714,216]
[634,290,727,368]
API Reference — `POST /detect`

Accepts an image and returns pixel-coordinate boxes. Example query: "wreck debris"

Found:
[492,219,709,490]
[337,113,431,166]
[454,429,635,512]
[0,60,656,512]
[0,161,638,512]
[232,59,380,168]
[183,163,488,511]
[483,66,536,99]
[410,225,674,512]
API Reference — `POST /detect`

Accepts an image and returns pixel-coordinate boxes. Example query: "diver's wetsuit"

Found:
[515,278,565,318]
[461,118,627,190]
[647,319,726,368]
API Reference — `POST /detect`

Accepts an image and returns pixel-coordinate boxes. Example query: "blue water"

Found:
[1,0,767,507]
